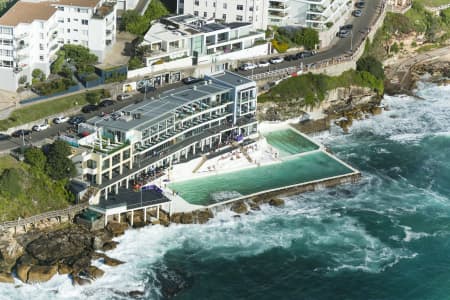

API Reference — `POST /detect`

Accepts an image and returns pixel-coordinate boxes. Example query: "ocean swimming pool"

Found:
[168,151,354,205]
[264,128,319,157]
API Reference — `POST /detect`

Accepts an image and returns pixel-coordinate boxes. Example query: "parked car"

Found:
[284,55,297,61]
[82,104,98,113]
[139,86,157,94]
[269,57,284,64]
[239,63,257,71]
[53,116,69,124]
[11,129,31,138]
[68,115,86,125]
[352,9,362,17]
[296,51,317,59]
[182,76,203,84]
[355,1,365,8]
[32,123,49,131]
[340,24,353,31]
[98,99,115,107]
[117,93,132,101]
[339,30,351,38]
[257,60,270,68]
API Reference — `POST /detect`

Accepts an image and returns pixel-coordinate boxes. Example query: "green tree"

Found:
[86,92,101,105]
[51,50,65,74]
[63,45,97,74]
[24,147,47,171]
[120,0,169,35]
[293,28,319,50]
[45,140,76,180]
[32,69,45,81]
[128,57,144,70]
[356,56,385,81]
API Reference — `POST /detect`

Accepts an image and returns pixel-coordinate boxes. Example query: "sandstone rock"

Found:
[0,272,14,283]
[102,241,119,251]
[106,222,128,237]
[27,265,58,283]
[26,226,93,265]
[230,201,248,214]
[196,210,214,224]
[102,255,124,267]
[72,274,91,286]
[151,219,161,225]
[180,213,194,224]
[132,221,146,228]
[85,265,104,280]
[269,198,285,207]
[248,201,261,211]
[170,213,182,224]
[15,255,36,283]
[58,263,72,275]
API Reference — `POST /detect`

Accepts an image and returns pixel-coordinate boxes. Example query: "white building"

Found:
[176,0,268,30]
[177,0,352,46]
[139,14,266,71]
[0,0,116,92]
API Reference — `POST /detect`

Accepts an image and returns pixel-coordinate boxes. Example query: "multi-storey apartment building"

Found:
[177,0,268,30]
[0,0,116,92]
[177,0,352,46]
[68,71,258,201]
[140,14,266,69]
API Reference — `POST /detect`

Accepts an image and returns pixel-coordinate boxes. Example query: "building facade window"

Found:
[237,5,243,10]
[222,14,226,20]
[82,19,88,25]
[194,0,199,5]
[67,18,70,22]
[223,3,227,9]
[39,55,44,61]
[194,11,199,16]
[236,15,243,21]
[204,12,207,17]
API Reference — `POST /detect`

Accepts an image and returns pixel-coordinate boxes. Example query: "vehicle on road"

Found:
[296,51,317,59]
[338,30,351,38]
[11,129,31,138]
[182,76,203,84]
[257,61,270,68]
[239,63,257,70]
[139,86,157,94]
[53,116,69,124]
[117,94,132,101]
[340,24,353,31]
[355,1,365,8]
[98,99,115,107]
[269,57,284,64]
[284,55,297,61]
[82,104,98,113]
[68,116,86,126]
[32,123,49,131]
[352,9,362,17]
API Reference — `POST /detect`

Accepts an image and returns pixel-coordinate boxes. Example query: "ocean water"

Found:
[169,151,353,205]
[2,81,450,299]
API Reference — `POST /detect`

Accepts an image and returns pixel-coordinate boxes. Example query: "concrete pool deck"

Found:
[157,124,360,213]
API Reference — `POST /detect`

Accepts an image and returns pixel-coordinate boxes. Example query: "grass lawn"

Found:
[417,0,450,7]
[0,154,19,172]
[0,89,105,131]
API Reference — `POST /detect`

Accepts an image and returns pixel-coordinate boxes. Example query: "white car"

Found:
[239,63,257,71]
[32,123,49,131]
[117,93,132,101]
[53,116,69,124]
[257,61,270,68]
[269,57,284,64]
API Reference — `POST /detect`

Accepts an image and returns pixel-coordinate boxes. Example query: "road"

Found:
[237,0,383,77]
[0,0,383,152]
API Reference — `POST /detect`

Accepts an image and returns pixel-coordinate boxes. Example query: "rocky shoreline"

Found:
[0,195,285,291]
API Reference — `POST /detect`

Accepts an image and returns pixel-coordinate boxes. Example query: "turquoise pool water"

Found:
[169,152,354,205]
[264,128,319,157]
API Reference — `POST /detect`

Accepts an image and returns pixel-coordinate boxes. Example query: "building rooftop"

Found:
[89,81,231,131]
[0,1,57,26]
[208,71,254,87]
[52,0,100,8]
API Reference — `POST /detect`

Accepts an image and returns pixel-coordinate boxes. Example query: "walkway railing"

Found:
[0,203,88,231]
